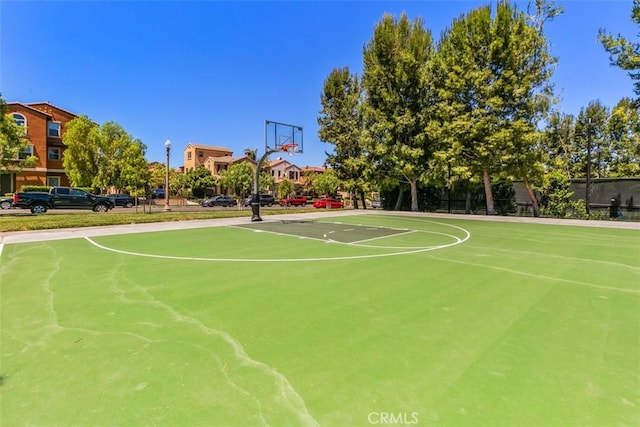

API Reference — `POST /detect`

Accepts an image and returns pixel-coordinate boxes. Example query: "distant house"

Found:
[2,102,78,193]
[182,144,257,195]
[300,165,326,175]
[183,143,233,173]
[269,157,302,184]
[299,165,326,188]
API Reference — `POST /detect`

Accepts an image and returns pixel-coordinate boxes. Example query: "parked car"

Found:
[201,195,237,207]
[243,194,275,207]
[1,197,13,209]
[313,197,344,209]
[279,195,308,207]
[107,193,136,208]
[151,188,165,199]
[12,187,115,214]
[371,199,381,209]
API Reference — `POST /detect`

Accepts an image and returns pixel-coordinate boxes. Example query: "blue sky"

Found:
[1,1,636,169]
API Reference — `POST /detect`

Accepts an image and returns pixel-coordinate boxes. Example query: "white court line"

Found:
[84,221,471,262]
[427,254,640,295]
[235,222,466,250]
[465,244,640,273]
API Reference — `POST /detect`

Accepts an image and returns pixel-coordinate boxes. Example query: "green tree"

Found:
[119,140,150,198]
[220,162,253,203]
[62,115,99,187]
[93,122,131,190]
[318,67,369,208]
[541,111,575,178]
[311,169,340,198]
[434,1,558,215]
[277,177,295,200]
[149,163,166,191]
[539,169,577,218]
[362,12,435,212]
[1,95,37,172]
[572,101,609,179]
[63,116,148,192]
[243,148,257,161]
[301,171,320,196]
[169,169,189,201]
[607,97,640,176]
[187,165,217,198]
[599,0,640,100]
[259,170,275,194]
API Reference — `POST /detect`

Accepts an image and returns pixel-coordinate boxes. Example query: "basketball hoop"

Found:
[281,143,298,157]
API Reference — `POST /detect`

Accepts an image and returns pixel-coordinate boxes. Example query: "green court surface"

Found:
[1,214,638,426]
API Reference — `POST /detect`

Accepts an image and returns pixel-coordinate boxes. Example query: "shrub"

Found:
[567,199,588,219]
[540,171,573,218]
[20,185,50,192]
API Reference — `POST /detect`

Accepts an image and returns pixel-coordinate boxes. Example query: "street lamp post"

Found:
[585,119,591,217]
[164,139,171,212]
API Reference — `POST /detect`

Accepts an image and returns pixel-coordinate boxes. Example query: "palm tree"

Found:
[243,148,257,161]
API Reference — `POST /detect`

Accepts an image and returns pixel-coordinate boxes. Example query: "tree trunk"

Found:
[394,185,404,210]
[483,169,495,215]
[410,178,419,212]
[352,191,359,209]
[465,191,471,214]
[361,192,367,209]
[522,176,540,217]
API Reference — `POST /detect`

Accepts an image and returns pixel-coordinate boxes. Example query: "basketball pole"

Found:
[251,148,279,222]
[252,120,302,222]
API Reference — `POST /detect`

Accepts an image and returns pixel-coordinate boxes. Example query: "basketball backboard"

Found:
[265,120,303,155]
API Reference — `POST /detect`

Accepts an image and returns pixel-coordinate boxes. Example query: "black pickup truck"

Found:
[12,187,115,214]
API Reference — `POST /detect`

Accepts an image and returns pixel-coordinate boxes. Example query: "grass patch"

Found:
[0,208,320,232]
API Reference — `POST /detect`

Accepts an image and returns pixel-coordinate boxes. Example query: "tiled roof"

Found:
[301,166,326,173]
[26,102,78,118]
[185,143,232,152]
[205,156,235,163]
[7,102,52,118]
[204,155,257,165]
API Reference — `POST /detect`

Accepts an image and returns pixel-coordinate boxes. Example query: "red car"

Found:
[313,197,344,209]
[279,195,308,207]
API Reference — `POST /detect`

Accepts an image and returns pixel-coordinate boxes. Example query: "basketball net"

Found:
[282,143,297,157]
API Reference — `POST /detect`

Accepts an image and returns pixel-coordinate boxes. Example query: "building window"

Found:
[18,145,33,160]
[47,176,60,187]
[11,113,27,135]
[48,122,61,137]
[198,151,203,157]
[188,152,192,160]
[12,113,26,127]
[48,147,60,160]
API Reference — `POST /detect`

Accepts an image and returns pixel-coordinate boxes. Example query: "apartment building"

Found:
[2,102,77,193]
[183,143,234,173]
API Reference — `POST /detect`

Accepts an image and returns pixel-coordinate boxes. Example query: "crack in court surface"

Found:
[100,260,320,425]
